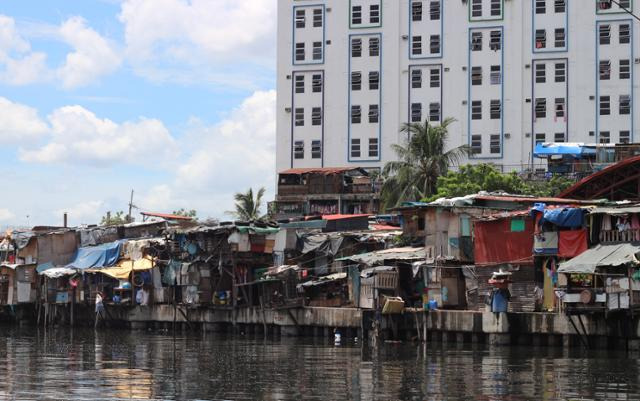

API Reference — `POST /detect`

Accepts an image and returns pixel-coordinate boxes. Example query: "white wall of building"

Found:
[277,0,640,173]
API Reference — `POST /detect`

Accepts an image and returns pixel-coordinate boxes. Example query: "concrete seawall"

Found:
[7,304,640,350]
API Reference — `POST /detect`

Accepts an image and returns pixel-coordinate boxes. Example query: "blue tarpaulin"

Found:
[65,240,124,270]
[533,143,596,159]
[538,208,586,228]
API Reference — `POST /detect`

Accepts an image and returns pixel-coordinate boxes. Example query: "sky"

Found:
[0,0,278,227]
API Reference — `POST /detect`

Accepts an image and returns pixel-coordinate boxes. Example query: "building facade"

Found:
[276,0,638,173]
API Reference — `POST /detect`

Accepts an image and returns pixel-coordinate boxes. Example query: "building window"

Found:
[490,30,502,50]
[412,1,423,21]
[490,65,501,85]
[351,105,361,123]
[599,60,611,80]
[555,29,565,48]
[312,42,322,60]
[312,107,322,125]
[471,32,483,51]
[535,63,546,83]
[311,140,321,159]
[295,75,305,94]
[412,69,422,88]
[369,71,380,90]
[620,95,631,115]
[312,74,322,93]
[490,134,501,154]
[600,95,610,115]
[535,29,546,49]
[412,36,422,55]
[351,139,361,158]
[471,134,482,154]
[430,35,441,54]
[352,6,362,25]
[295,108,304,126]
[554,132,566,143]
[295,9,305,29]
[429,102,440,122]
[620,24,631,44]
[600,131,610,144]
[370,4,380,24]
[369,138,379,158]
[555,63,566,82]
[490,0,501,16]
[351,38,362,57]
[536,0,546,14]
[313,8,323,28]
[535,98,546,118]
[411,103,422,122]
[535,133,546,145]
[555,98,565,118]
[490,99,501,119]
[369,37,380,57]
[294,141,304,159]
[620,130,631,144]
[471,0,482,17]
[430,68,440,88]
[555,0,566,13]
[600,25,611,45]
[620,59,631,79]
[351,72,362,91]
[620,0,631,8]
[369,104,379,123]
[471,66,482,85]
[471,100,482,120]
[430,1,441,20]
[295,43,305,61]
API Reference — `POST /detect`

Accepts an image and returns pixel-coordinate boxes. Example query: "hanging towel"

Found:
[601,215,612,231]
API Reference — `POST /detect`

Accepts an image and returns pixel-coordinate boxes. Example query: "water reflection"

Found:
[0,326,636,400]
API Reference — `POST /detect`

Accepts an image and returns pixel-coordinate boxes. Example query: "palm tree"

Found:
[381,118,471,209]
[228,187,266,221]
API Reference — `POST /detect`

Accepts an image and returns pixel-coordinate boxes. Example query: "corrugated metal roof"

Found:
[558,243,640,274]
[140,212,193,221]
[588,205,640,215]
[475,194,601,204]
[278,167,365,175]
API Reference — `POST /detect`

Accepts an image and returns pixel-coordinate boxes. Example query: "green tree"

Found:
[381,118,470,209]
[228,187,266,221]
[172,208,197,219]
[428,164,576,201]
[100,211,127,226]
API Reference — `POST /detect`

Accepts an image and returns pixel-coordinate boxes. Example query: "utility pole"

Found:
[127,190,135,223]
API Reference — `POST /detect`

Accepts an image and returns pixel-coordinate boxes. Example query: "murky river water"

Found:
[0,326,637,400]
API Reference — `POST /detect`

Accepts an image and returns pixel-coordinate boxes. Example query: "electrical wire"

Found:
[608,0,640,22]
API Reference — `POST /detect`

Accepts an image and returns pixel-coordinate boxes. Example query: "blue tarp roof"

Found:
[531,204,586,228]
[534,143,596,158]
[65,240,124,270]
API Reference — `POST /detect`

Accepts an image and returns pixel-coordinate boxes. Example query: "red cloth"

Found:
[558,229,588,258]
[474,218,534,265]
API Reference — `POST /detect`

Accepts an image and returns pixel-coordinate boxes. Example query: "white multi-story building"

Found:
[276,0,638,173]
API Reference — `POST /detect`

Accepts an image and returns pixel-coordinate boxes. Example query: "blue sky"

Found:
[0,0,277,227]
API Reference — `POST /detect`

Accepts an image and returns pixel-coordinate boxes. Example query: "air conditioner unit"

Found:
[326,7,331,12]
[286,75,291,80]
[589,95,595,100]
[326,40,331,45]
[401,35,409,40]
[285,107,292,113]
[505,133,511,138]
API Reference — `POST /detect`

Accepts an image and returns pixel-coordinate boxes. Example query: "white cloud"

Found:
[56,200,105,225]
[19,105,178,167]
[0,15,120,88]
[118,0,276,86]
[0,97,49,143]
[0,208,14,222]
[56,17,122,89]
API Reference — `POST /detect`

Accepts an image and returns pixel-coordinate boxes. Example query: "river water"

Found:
[0,326,638,400]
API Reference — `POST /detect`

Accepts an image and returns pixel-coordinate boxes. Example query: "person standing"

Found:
[95,291,105,328]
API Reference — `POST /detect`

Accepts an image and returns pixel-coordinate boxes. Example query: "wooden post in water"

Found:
[70,287,75,327]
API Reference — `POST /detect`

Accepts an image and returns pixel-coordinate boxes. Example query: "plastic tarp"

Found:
[558,243,640,274]
[235,226,279,235]
[474,218,534,265]
[534,232,559,255]
[41,267,76,278]
[558,230,588,258]
[299,272,347,288]
[298,233,344,257]
[336,247,426,265]
[11,231,35,250]
[539,208,586,228]
[65,240,124,270]
[91,257,154,280]
[533,143,596,158]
